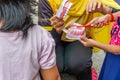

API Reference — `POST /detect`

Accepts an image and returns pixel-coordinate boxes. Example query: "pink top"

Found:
[110,21,120,45]
[0,25,56,80]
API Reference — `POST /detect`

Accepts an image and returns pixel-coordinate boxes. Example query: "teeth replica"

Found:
[66,23,86,40]
[56,0,72,19]
[55,1,85,40]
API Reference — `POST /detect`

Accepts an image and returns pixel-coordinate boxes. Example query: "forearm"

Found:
[112,11,120,21]
[102,6,112,14]
[93,41,120,54]
[41,66,61,80]
[102,6,120,15]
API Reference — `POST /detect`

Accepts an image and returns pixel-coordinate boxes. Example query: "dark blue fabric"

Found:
[117,0,120,5]
[99,52,120,80]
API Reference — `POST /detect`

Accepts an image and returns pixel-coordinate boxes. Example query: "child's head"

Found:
[0,0,36,37]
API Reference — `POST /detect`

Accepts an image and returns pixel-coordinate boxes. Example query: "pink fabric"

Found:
[110,21,120,45]
[92,67,98,80]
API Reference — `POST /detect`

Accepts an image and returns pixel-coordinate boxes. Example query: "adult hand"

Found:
[86,0,104,14]
[50,15,65,33]
[87,14,110,27]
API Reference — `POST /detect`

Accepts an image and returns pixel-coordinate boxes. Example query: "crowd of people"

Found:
[0,0,120,80]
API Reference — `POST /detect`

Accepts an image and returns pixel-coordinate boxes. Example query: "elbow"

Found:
[57,75,61,80]
[55,73,61,80]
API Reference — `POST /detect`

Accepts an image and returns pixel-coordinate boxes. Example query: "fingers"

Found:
[92,1,97,11]
[50,15,65,33]
[97,1,102,9]
[88,17,99,27]
[80,36,87,41]
[87,16,108,28]
[86,0,103,14]
[86,0,96,14]
[89,20,100,27]
[53,21,64,29]
[79,37,88,46]
[79,40,86,45]
[86,1,93,14]
[50,16,57,23]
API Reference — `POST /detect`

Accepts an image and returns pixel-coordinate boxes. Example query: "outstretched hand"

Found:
[86,14,110,27]
[80,36,96,47]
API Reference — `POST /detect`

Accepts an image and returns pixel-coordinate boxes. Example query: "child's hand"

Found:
[50,15,65,33]
[87,14,110,27]
[80,36,96,47]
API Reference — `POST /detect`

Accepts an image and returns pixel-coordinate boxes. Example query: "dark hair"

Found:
[0,0,36,38]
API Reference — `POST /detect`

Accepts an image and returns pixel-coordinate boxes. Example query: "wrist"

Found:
[102,6,112,14]
[108,13,115,22]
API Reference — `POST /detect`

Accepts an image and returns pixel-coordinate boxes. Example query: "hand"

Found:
[86,0,104,14]
[87,14,110,27]
[80,37,95,47]
[50,15,65,33]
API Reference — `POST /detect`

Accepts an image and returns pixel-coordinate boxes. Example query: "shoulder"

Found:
[29,25,49,35]
[30,25,54,41]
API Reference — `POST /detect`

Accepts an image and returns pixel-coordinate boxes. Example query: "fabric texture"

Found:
[98,52,120,80]
[99,17,120,80]
[55,40,92,80]
[38,0,92,80]
[110,18,120,45]
[47,0,120,52]
[0,25,56,80]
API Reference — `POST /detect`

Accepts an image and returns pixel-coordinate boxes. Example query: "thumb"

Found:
[79,39,87,46]
[80,36,88,42]
[79,39,85,44]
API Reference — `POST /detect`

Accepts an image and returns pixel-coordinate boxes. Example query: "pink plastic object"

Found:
[65,23,86,40]
[56,0,72,19]
[92,67,98,80]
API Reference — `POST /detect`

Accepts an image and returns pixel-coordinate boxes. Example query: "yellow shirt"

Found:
[47,0,120,52]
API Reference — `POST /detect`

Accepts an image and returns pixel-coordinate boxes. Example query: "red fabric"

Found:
[109,13,115,22]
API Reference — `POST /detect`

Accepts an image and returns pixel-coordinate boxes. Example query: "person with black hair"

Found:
[0,0,60,80]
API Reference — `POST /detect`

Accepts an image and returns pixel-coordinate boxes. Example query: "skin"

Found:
[80,37,120,54]
[86,0,112,14]
[50,16,64,33]
[87,11,120,27]
[0,22,61,80]
[40,65,61,80]
[50,0,112,33]
[80,11,120,55]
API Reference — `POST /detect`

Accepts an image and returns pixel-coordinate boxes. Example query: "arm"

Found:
[39,28,61,80]
[80,37,120,54]
[86,11,120,27]
[112,11,120,20]
[40,65,60,80]
[38,0,65,33]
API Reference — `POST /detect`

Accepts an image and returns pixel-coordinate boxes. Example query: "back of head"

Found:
[0,0,35,38]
